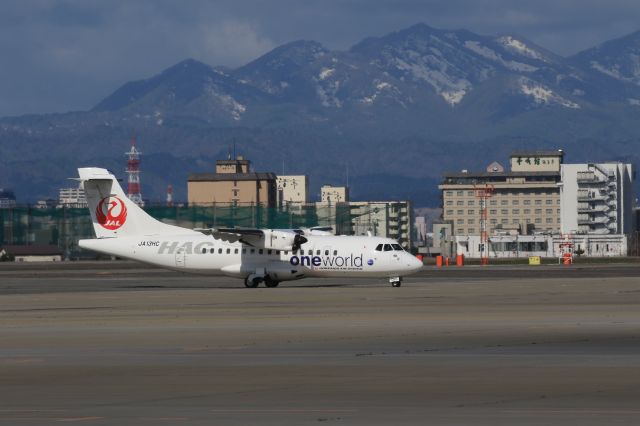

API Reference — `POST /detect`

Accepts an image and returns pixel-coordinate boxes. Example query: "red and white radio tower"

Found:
[474,184,494,265]
[125,136,144,207]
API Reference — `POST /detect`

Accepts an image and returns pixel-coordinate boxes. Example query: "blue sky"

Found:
[1,0,639,117]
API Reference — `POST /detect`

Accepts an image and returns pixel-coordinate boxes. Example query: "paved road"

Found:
[1,261,640,294]
[1,262,640,424]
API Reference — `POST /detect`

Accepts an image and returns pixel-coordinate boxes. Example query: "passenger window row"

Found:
[291,249,338,256]
[200,247,281,255]
[199,247,339,256]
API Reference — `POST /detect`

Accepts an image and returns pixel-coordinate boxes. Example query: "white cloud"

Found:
[194,20,276,67]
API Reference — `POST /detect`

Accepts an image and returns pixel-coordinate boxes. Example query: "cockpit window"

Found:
[392,244,403,251]
[375,244,383,251]
[383,244,393,251]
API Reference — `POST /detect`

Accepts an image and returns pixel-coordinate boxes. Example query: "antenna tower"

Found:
[474,184,494,265]
[125,136,144,206]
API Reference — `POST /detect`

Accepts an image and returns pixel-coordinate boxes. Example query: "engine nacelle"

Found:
[261,230,307,251]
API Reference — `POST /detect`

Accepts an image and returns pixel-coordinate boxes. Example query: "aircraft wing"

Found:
[195,228,263,245]
[307,226,333,235]
[194,227,307,250]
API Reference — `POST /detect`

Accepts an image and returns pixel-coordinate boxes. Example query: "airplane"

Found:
[77,167,423,287]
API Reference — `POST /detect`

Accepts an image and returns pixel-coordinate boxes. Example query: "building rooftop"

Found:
[188,172,276,182]
[216,159,250,165]
[443,171,560,179]
[510,151,564,158]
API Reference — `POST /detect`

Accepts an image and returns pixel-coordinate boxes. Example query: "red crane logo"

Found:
[96,196,128,230]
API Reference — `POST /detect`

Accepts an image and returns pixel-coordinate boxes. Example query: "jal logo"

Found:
[96,196,128,230]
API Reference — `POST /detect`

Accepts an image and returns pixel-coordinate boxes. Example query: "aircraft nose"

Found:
[409,255,423,272]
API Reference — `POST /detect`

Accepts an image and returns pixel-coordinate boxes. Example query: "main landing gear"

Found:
[264,277,280,288]
[244,275,262,288]
[244,274,280,288]
[389,276,402,287]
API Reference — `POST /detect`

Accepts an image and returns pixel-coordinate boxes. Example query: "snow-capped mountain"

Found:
[91,23,638,118]
[347,24,590,110]
[94,58,269,124]
[570,30,640,104]
[2,23,640,205]
[234,40,329,100]
[232,23,604,114]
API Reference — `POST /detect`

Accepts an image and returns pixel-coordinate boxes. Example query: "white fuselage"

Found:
[80,234,422,281]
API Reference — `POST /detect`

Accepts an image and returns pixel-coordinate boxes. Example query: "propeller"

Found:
[292,234,308,252]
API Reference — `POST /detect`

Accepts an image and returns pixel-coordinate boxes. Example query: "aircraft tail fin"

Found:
[78,167,190,238]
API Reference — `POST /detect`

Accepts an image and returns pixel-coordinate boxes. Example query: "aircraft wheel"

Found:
[264,277,280,288]
[391,281,402,288]
[244,275,262,288]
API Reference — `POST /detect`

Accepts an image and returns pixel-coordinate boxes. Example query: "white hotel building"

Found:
[443,153,636,258]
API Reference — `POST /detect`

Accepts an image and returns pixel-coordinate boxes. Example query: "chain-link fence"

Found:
[1,201,412,258]
[629,231,640,257]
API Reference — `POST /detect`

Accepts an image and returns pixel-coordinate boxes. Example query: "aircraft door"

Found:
[175,246,186,267]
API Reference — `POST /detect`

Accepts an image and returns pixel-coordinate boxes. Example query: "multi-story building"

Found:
[314,200,412,248]
[560,163,635,235]
[440,151,637,258]
[439,151,564,236]
[414,216,428,246]
[320,185,349,203]
[35,199,57,209]
[349,201,412,248]
[276,175,309,207]
[188,156,277,207]
[58,185,88,208]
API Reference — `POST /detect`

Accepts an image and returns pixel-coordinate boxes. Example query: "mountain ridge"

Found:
[2,23,640,205]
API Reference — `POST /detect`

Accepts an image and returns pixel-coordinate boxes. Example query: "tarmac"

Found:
[1,261,640,425]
